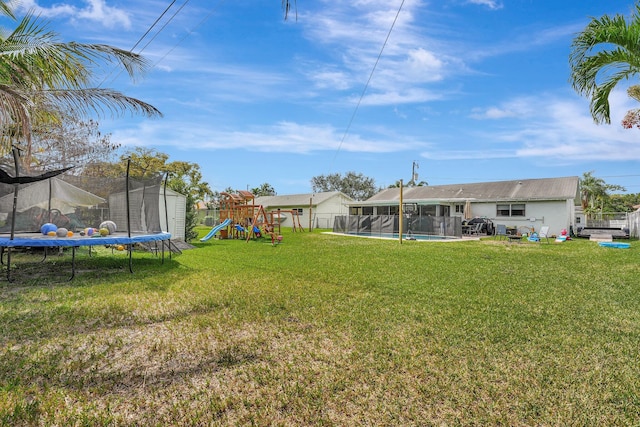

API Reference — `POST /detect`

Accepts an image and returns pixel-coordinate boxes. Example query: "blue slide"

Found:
[200,218,232,242]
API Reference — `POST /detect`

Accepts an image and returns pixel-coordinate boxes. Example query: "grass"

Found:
[0,228,639,425]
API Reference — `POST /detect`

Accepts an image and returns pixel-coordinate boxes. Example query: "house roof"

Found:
[255,191,352,207]
[359,176,579,205]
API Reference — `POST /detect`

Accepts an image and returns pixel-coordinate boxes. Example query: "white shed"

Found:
[108,186,187,240]
[159,187,187,240]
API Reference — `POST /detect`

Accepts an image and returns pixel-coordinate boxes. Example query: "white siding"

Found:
[471,200,571,235]
[312,194,350,229]
[260,193,352,230]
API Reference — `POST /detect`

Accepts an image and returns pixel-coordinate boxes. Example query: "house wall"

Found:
[313,195,351,229]
[471,200,571,236]
[263,194,351,230]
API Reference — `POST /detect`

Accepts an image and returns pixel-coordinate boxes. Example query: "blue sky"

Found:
[11,0,640,195]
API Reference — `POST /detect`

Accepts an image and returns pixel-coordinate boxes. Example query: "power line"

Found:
[151,0,226,69]
[135,0,193,56]
[99,0,180,87]
[331,0,406,166]
[131,0,179,54]
[103,0,226,86]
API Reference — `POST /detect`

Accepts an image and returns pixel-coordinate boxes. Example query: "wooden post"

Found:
[309,197,313,232]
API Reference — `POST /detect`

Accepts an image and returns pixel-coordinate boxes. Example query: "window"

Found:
[293,208,303,215]
[377,206,390,215]
[362,206,373,215]
[497,204,510,216]
[455,204,465,214]
[420,205,437,216]
[510,204,525,216]
[497,203,526,217]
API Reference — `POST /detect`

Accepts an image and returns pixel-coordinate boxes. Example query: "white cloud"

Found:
[404,48,445,82]
[12,0,131,29]
[466,0,503,10]
[110,120,428,155]
[310,70,351,90]
[469,98,536,119]
[298,1,459,105]
[424,89,640,162]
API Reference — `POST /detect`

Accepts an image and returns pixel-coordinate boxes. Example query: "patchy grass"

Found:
[0,228,639,425]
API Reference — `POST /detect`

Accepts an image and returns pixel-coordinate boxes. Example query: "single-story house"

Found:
[348,176,580,236]
[254,191,353,229]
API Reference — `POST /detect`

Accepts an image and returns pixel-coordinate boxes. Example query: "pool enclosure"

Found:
[333,214,462,238]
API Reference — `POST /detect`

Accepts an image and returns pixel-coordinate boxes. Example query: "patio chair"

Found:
[538,226,550,243]
[494,224,507,240]
[471,222,483,235]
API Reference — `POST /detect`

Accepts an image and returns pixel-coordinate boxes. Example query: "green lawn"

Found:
[0,228,639,426]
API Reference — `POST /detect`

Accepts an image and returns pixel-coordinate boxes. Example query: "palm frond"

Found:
[569,5,640,124]
[0,7,161,153]
[0,1,14,20]
[282,0,297,20]
[40,88,163,119]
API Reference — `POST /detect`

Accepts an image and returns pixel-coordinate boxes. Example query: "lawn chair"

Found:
[471,222,483,235]
[538,226,550,243]
[495,224,507,240]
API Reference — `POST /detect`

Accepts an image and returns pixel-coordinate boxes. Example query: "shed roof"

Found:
[255,191,352,207]
[360,176,579,205]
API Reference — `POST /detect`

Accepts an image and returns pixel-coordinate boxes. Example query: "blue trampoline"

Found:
[0,232,171,280]
[0,150,175,281]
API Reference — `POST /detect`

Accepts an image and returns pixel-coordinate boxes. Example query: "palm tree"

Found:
[0,3,161,157]
[569,3,640,127]
[579,171,625,218]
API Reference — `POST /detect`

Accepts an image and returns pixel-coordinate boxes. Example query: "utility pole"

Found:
[410,161,419,186]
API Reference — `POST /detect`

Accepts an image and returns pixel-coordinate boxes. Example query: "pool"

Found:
[331,232,459,241]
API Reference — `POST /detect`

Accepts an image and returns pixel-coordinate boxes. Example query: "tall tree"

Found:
[311,172,376,201]
[26,115,119,173]
[570,3,640,127]
[605,193,640,212]
[0,2,161,155]
[580,171,625,216]
[251,183,276,196]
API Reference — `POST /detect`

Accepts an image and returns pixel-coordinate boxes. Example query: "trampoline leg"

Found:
[68,247,77,281]
[6,247,13,282]
[128,246,133,274]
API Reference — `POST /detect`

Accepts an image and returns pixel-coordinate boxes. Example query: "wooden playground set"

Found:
[205,190,304,243]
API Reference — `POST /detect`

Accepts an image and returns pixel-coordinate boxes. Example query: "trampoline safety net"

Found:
[0,167,165,235]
